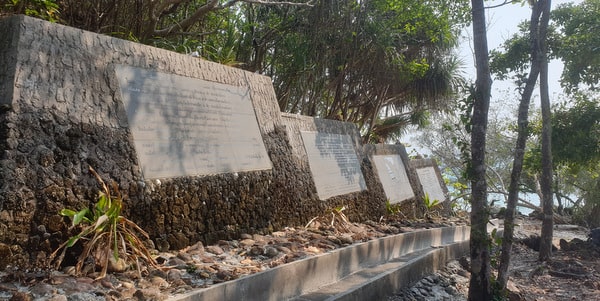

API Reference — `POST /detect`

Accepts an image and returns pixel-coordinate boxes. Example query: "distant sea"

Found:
[491,193,541,216]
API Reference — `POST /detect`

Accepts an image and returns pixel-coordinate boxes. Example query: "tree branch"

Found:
[219,0,314,9]
[487,189,541,211]
[163,30,217,37]
[239,0,315,6]
[149,0,314,39]
[484,0,521,10]
[154,0,184,22]
[153,0,220,37]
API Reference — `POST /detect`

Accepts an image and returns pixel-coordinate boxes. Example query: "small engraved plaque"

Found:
[300,131,366,200]
[372,155,415,204]
[416,166,446,202]
[115,65,272,179]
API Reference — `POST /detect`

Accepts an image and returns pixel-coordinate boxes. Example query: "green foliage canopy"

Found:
[553,0,600,93]
[491,0,600,94]
[0,0,470,142]
[552,95,600,170]
[251,0,470,141]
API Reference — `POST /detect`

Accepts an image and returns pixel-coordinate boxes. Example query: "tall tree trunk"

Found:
[538,0,553,262]
[497,0,546,290]
[556,177,563,215]
[468,0,493,300]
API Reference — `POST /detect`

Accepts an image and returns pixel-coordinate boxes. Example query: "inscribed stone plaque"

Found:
[372,155,415,204]
[115,65,272,179]
[416,166,446,202]
[300,131,366,200]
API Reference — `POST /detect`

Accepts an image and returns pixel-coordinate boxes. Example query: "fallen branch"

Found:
[548,269,588,279]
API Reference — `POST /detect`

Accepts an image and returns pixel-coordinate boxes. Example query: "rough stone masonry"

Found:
[0,15,395,269]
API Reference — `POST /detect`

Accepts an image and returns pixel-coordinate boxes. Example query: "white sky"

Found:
[458,0,583,118]
[403,0,583,153]
[403,1,585,209]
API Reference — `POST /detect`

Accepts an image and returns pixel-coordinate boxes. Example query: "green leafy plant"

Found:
[384,199,408,221]
[385,199,400,215]
[4,0,61,22]
[423,192,441,219]
[49,166,157,278]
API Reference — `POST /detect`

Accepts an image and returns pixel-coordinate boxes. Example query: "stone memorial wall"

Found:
[372,155,414,202]
[0,15,387,269]
[410,158,449,204]
[363,144,426,217]
[114,64,272,178]
[281,113,387,204]
[300,131,367,200]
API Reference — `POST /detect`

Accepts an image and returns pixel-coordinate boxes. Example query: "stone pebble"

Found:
[0,218,466,300]
[387,259,470,301]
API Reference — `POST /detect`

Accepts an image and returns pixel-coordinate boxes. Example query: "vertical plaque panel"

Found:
[416,166,446,202]
[300,131,366,200]
[372,155,415,204]
[115,65,272,179]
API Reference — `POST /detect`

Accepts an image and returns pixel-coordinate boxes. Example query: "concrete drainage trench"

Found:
[169,226,470,301]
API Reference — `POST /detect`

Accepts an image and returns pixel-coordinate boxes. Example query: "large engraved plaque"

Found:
[300,131,366,200]
[115,65,272,179]
[416,166,446,202]
[372,155,415,204]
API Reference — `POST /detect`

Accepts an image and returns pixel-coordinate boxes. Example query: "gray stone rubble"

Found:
[387,259,469,301]
[0,219,465,301]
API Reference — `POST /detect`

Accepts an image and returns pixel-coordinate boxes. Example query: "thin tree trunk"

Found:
[556,177,563,214]
[497,0,545,290]
[538,0,553,262]
[468,0,493,300]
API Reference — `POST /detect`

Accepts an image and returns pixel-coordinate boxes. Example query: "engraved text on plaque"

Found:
[300,131,366,200]
[416,166,446,202]
[115,65,272,179]
[372,155,415,204]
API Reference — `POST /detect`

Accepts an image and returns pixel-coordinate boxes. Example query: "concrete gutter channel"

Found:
[169,226,470,301]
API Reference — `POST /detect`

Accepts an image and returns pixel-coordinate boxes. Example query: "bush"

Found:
[49,166,157,278]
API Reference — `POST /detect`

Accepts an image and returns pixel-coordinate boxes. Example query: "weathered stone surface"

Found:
[0,15,387,269]
[205,245,224,255]
[134,287,168,301]
[0,243,11,269]
[410,158,452,215]
[388,260,469,301]
[364,144,427,217]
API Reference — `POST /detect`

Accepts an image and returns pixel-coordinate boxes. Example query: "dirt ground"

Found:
[501,218,600,301]
[390,216,600,301]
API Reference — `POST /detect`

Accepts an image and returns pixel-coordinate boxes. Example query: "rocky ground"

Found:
[0,214,598,301]
[387,258,470,301]
[498,219,600,301]
[389,217,600,301]
[0,214,467,301]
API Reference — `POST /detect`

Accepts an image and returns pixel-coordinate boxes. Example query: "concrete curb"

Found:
[297,240,470,301]
[169,226,470,301]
